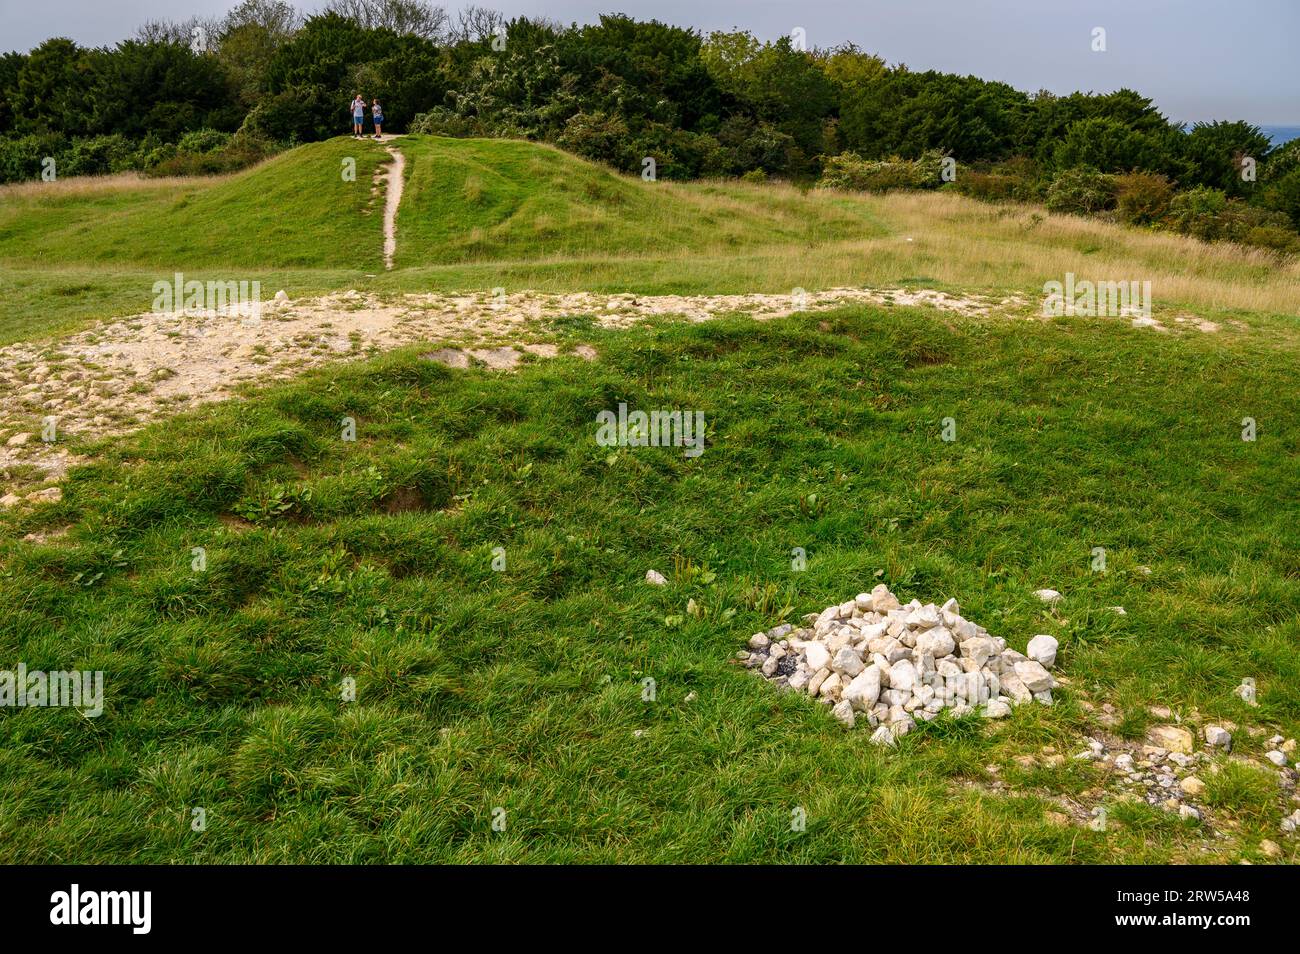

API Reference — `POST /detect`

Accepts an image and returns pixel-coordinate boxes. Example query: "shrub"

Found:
[715,116,799,176]
[1115,171,1175,226]
[176,128,233,154]
[60,134,136,177]
[740,169,768,184]
[1163,185,1228,240]
[1258,166,1300,229]
[816,151,945,192]
[239,85,338,145]
[1045,166,1116,215]
[949,158,1042,203]
[628,124,728,180]
[408,107,485,138]
[557,112,635,169]
[145,132,276,179]
[1159,187,1299,253]
[0,132,66,182]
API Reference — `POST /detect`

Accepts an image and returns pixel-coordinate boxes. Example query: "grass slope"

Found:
[392,135,884,266]
[2,306,1296,863]
[1,136,1297,346]
[0,139,388,271]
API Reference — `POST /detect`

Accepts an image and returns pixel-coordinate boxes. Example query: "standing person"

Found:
[351,94,366,138]
[371,99,385,140]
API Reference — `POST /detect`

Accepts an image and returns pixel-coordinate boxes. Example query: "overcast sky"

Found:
[2,0,1296,124]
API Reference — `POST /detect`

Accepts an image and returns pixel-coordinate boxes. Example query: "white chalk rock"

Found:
[889,659,918,693]
[804,641,831,672]
[832,646,865,677]
[1026,634,1058,668]
[844,666,882,711]
[1034,589,1062,606]
[832,699,856,728]
[1204,725,1232,749]
[1014,660,1056,693]
[982,700,1012,718]
[916,626,955,658]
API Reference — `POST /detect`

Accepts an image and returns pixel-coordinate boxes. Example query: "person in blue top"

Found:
[350,94,365,138]
[371,100,385,139]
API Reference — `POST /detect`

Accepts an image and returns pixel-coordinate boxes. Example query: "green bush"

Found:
[408,107,486,138]
[145,132,276,179]
[1045,166,1117,215]
[176,128,233,154]
[1159,186,1299,253]
[816,151,945,192]
[1258,166,1300,230]
[628,124,728,180]
[1163,185,1229,240]
[59,134,136,177]
[557,112,636,169]
[1114,171,1175,226]
[950,159,1043,203]
[0,132,66,183]
[239,85,338,145]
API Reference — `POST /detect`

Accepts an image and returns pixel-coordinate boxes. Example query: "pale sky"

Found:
[2,0,1296,124]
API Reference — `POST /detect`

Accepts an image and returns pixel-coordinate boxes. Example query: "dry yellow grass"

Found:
[845,190,1300,316]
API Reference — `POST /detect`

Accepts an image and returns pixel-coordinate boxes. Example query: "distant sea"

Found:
[1261,125,1300,146]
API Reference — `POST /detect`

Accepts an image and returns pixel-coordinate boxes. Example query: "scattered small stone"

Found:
[684,691,697,703]
[1179,804,1201,821]
[1147,724,1195,755]
[1204,725,1233,749]
[1259,839,1281,859]
[1265,750,1287,767]
[1179,776,1206,797]
[1108,606,1127,615]
[1033,589,1062,606]
[645,569,667,586]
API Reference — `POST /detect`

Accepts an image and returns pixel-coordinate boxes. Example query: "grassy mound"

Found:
[0,139,389,270]
[392,136,884,266]
[2,306,1295,863]
[1,136,1296,347]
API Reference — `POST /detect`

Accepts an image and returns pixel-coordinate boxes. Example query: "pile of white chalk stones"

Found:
[741,584,1059,745]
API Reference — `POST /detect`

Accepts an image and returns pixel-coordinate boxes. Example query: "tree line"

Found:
[2,0,1296,250]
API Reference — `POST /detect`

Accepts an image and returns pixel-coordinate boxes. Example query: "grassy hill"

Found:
[392,136,885,266]
[0,135,1298,863]
[2,135,1296,346]
[0,139,389,271]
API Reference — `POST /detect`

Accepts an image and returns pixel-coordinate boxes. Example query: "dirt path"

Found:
[381,146,404,270]
[0,286,1028,502]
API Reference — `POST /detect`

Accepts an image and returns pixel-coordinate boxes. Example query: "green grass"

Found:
[392,135,884,265]
[5,135,1295,348]
[0,139,388,272]
[2,305,1296,863]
